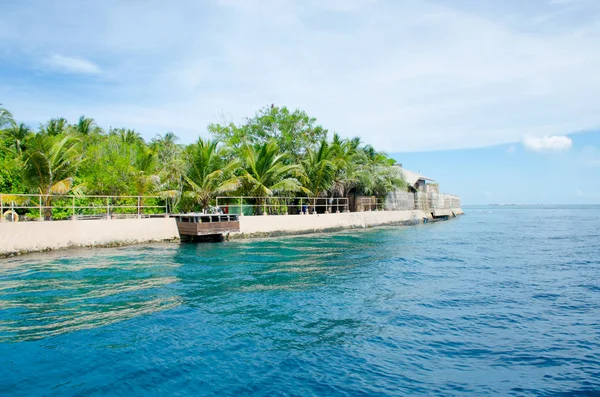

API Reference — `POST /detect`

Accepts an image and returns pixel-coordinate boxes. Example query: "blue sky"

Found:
[1,0,599,203]
[392,130,600,205]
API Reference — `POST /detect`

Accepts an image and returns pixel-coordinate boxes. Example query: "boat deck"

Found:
[170,213,240,237]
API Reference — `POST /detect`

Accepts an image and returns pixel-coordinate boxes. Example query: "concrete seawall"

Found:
[233,209,455,238]
[0,209,463,257]
[0,218,179,257]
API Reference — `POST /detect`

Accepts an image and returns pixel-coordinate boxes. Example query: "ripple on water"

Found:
[1,208,600,396]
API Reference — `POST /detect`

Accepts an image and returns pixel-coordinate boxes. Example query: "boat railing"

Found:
[170,213,239,223]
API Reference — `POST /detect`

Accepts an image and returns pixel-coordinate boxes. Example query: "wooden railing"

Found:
[359,197,387,211]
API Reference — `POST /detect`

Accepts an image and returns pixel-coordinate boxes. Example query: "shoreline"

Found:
[227,214,457,240]
[0,210,463,258]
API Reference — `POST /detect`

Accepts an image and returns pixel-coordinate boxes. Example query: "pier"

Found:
[1,191,462,256]
[170,213,240,241]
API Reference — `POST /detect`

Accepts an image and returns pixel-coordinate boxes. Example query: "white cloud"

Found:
[44,54,101,74]
[522,135,573,152]
[1,0,600,150]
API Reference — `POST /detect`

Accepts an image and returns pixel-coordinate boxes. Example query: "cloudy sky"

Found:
[1,0,599,203]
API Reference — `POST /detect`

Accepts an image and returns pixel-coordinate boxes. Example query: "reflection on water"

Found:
[0,297,180,341]
[0,234,366,343]
[1,210,600,395]
[0,247,182,342]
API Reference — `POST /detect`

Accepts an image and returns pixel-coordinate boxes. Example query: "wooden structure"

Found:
[170,213,240,241]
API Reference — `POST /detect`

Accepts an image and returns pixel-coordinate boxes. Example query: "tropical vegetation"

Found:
[0,104,405,216]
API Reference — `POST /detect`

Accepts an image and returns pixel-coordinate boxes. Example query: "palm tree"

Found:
[151,132,178,149]
[184,138,240,211]
[239,141,307,214]
[328,134,362,198]
[134,148,160,197]
[41,118,68,136]
[330,134,358,195]
[23,134,83,219]
[73,116,98,135]
[0,105,13,129]
[356,145,405,197]
[122,129,142,145]
[2,122,32,155]
[301,139,336,199]
[152,132,186,210]
[109,127,143,145]
[183,138,240,212]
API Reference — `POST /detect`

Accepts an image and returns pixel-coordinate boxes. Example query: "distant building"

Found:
[393,163,434,192]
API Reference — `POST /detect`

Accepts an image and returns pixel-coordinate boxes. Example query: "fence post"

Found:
[72,196,76,221]
[137,197,141,219]
[106,197,110,220]
[239,197,243,217]
[39,194,43,221]
[0,194,3,223]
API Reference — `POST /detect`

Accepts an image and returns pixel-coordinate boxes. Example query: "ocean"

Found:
[1,206,599,396]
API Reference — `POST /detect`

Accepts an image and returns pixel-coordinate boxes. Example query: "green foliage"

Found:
[329,133,361,197]
[22,134,83,219]
[152,132,185,197]
[354,145,406,196]
[23,134,83,195]
[301,139,337,198]
[3,122,32,154]
[0,105,14,129]
[0,105,405,214]
[209,105,327,161]
[78,134,142,195]
[0,106,25,193]
[183,138,239,211]
[239,140,307,198]
[71,115,101,136]
[0,153,25,193]
[41,117,68,136]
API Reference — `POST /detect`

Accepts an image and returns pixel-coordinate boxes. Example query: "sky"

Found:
[0,0,599,204]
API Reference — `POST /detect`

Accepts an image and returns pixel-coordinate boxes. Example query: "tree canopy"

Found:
[0,104,405,212]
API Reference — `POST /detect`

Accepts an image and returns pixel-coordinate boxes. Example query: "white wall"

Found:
[0,218,179,256]
[0,209,464,256]
[237,210,434,236]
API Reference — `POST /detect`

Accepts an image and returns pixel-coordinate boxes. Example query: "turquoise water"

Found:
[1,207,599,396]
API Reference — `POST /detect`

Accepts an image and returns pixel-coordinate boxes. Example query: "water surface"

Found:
[1,207,599,395]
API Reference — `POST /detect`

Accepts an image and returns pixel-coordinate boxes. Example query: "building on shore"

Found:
[393,163,434,193]
[386,164,461,216]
